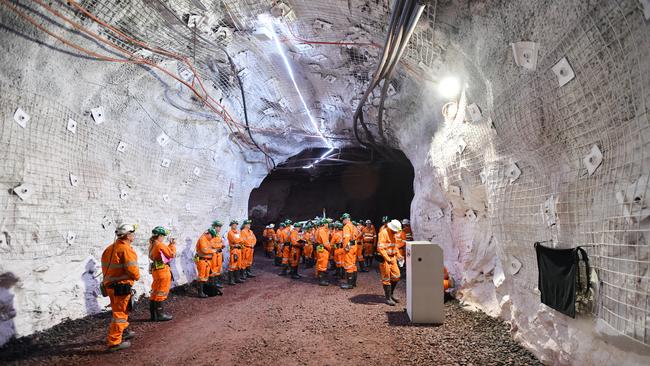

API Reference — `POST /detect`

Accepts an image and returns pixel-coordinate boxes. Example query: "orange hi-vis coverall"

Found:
[315,226,331,273]
[303,230,314,260]
[101,238,140,347]
[149,238,176,301]
[342,222,358,274]
[195,232,216,282]
[209,234,224,278]
[227,228,243,272]
[377,227,403,285]
[263,228,276,255]
[280,227,292,266]
[399,225,413,258]
[289,230,306,267]
[362,225,377,257]
[240,227,257,268]
[331,229,343,268]
[354,224,364,263]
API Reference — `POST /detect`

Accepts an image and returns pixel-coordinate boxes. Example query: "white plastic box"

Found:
[406,241,444,324]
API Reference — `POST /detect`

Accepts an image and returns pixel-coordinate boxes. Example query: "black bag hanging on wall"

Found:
[534,242,590,318]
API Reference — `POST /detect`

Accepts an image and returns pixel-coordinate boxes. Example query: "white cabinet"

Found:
[406,241,444,324]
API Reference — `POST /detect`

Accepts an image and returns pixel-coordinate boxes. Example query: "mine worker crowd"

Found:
[99,214,416,352]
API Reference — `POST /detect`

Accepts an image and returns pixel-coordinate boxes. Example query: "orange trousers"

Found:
[242,246,254,268]
[303,244,313,259]
[343,245,358,273]
[196,258,211,282]
[106,287,130,346]
[356,242,364,262]
[281,245,290,265]
[316,248,330,272]
[290,246,301,267]
[265,240,274,254]
[363,242,374,257]
[334,248,344,268]
[150,267,171,301]
[379,257,400,285]
[229,248,241,271]
[210,252,223,277]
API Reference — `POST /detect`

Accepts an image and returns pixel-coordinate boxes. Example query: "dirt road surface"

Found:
[0,255,540,365]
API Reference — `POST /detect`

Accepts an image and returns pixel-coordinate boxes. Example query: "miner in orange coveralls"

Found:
[278,219,293,276]
[330,222,344,278]
[101,223,140,351]
[302,222,315,268]
[195,228,218,297]
[240,219,257,279]
[263,223,276,258]
[398,219,413,278]
[377,220,404,306]
[361,220,377,269]
[315,219,331,286]
[354,221,366,272]
[289,222,306,279]
[227,220,245,285]
[340,213,358,289]
[148,226,175,322]
[209,220,225,289]
[274,222,286,266]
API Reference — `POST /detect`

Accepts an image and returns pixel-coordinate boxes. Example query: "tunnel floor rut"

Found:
[0,254,541,366]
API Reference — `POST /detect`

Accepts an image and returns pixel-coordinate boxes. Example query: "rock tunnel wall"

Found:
[0,10,268,344]
[396,1,650,365]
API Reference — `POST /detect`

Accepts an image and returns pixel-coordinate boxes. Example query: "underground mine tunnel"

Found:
[0,0,649,365]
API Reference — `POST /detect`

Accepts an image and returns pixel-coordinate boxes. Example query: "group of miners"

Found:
[100,214,413,352]
[262,214,413,298]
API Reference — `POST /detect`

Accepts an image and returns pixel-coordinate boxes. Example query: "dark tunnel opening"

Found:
[248,147,414,234]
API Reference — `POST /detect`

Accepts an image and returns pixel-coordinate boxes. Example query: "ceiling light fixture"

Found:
[437,76,461,99]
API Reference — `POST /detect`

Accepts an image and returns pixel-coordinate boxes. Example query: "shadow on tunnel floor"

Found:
[385,310,443,328]
[348,293,386,305]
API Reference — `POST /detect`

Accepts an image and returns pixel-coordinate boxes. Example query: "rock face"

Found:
[0,0,649,365]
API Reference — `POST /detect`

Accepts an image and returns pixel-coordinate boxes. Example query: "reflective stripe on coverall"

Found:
[289,230,305,267]
[195,232,215,281]
[377,227,402,285]
[241,227,257,268]
[263,228,276,254]
[362,225,376,257]
[101,238,139,346]
[210,234,224,278]
[342,222,358,273]
[149,238,176,301]
[315,226,331,274]
[227,229,243,271]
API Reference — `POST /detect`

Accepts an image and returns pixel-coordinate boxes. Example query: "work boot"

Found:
[197,282,208,298]
[383,284,396,306]
[352,272,358,288]
[361,260,369,272]
[338,268,344,279]
[340,272,353,289]
[291,267,300,279]
[108,341,131,352]
[215,274,224,288]
[235,270,244,283]
[156,301,173,321]
[274,257,281,266]
[390,282,400,303]
[122,328,135,340]
[318,272,329,286]
[149,300,157,321]
[246,267,256,278]
[279,265,288,276]
[239,269,247,281]
[228,271,236,285]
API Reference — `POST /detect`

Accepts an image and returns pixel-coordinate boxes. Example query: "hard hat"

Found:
[152,226,169,236]
[325,218,333,223]
[387,219,402,232]
[294,222,303,228]
[243,219,252,225]
[269,223,275,228]
[402,219,410,225]
[208,228,217,237]
[230,220,239,225]
[365,220,372,224]
[116,223,137,236]
[382,216,389,223]
[336,222,343,229]
[212,220,223,227]
[279,222,286,227]
[285,219,293,225]
[341,213,351,220]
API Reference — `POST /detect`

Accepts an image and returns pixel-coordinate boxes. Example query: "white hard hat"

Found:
[269,223,275,228]
[116,223,137,236]
[387,220,402,232]
[402,219,410,225]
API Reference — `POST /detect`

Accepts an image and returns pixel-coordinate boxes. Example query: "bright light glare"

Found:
[437,76,461,99]
[259,16,334,169]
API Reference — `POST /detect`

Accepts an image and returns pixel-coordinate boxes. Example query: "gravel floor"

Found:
[0,254,541,366]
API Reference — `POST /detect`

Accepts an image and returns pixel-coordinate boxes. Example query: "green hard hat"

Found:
[341,213,351,220]
[294,222,303,228]
[336,223,343,229]
[230,220,239,225]
[382,216,389,223]
[285,219,293,225]
[279,222,286,227]
[152,226,169,236]
[243,219,252,225]
[208,228,217,236]
[212,220,223,227]
[325,218,333,223]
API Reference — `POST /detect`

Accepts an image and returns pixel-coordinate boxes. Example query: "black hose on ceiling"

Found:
[227,53,277,169]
